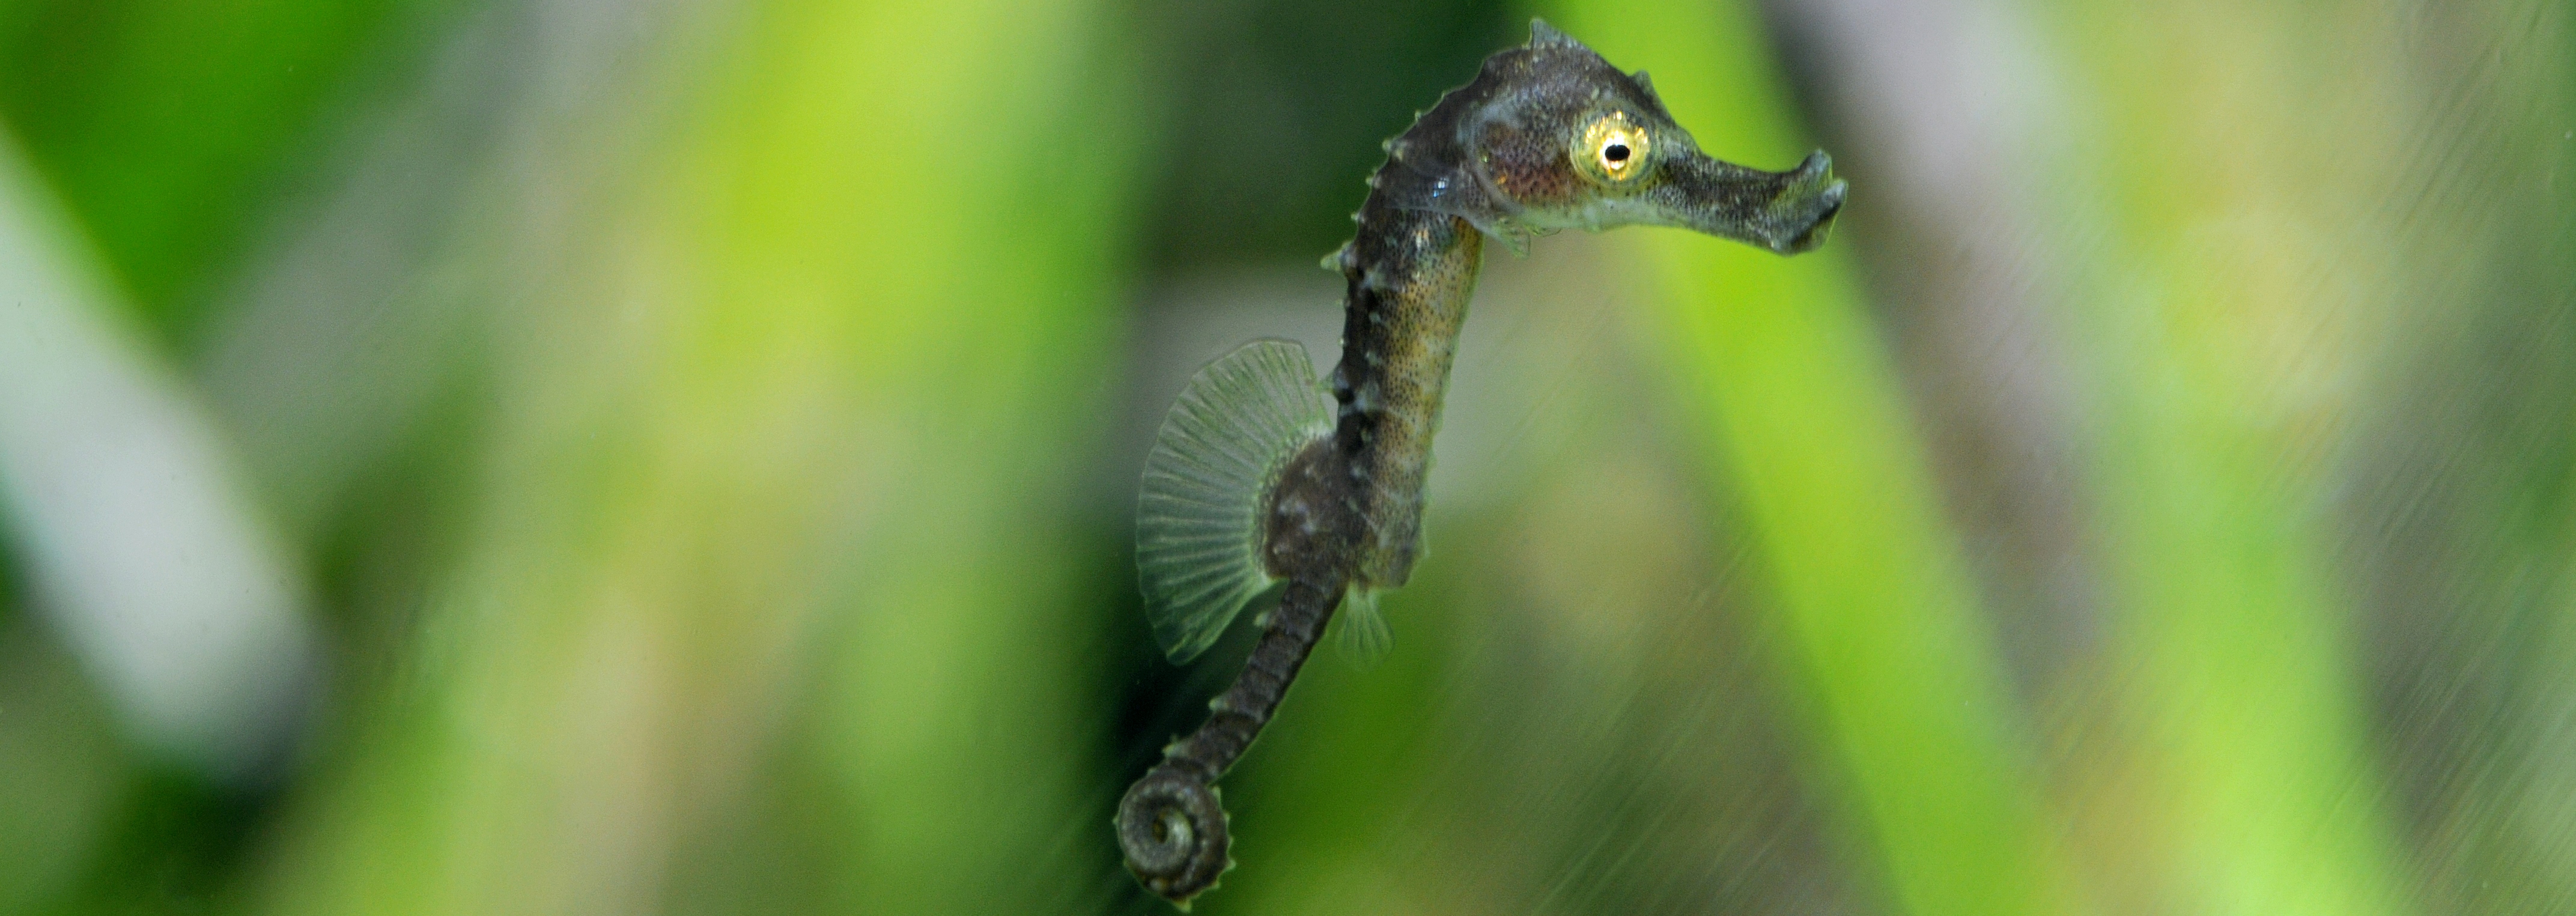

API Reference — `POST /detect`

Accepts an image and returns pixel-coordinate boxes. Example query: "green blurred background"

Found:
[0,0,2569,913]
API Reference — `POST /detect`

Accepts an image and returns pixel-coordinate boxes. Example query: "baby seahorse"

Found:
[1117,19,1846,906]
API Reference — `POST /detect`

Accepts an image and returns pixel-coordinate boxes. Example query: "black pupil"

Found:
[1604,142,1630,163]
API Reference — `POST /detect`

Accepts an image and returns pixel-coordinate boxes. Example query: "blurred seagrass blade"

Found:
[2023,1,2438,912]
[196,0,526,540]
[0,0,427,329]
[0,135,316,781]
[1741,0,2434,907]
[2336,3,2576,912]
[238,0,1158,913]
[1542,4,2081,914]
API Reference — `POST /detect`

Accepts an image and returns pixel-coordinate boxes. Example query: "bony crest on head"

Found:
[1527,17,1584,49]
[1575,111,1653,187]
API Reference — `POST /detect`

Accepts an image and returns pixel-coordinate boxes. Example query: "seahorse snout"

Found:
[1767,151,1847,254]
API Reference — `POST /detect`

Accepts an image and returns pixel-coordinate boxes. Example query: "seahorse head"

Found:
[1375,19,1846,255]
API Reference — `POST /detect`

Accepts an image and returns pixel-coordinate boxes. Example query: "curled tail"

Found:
[1117,576,1345,906]
[1115,760,1227,902]
[1122,340,1361,906]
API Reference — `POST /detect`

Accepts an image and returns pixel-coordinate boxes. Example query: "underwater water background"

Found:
[0,0,2569,914]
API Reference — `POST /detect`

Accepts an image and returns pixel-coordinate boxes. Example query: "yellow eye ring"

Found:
[1579,114,1651,184]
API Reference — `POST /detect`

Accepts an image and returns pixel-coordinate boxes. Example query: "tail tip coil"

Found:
[1116,762,1233,906]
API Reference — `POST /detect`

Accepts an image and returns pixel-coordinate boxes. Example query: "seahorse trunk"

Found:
[1329,205,1483,589]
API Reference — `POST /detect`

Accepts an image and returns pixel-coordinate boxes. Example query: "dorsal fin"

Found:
[1136,339,1335,664]
[1528,18,1584,49]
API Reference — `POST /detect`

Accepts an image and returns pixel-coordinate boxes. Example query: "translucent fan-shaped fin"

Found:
[1329,586,1391,667]
[1137,339,1334,664]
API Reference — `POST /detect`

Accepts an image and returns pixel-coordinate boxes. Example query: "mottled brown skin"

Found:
[1118,20,1845,907]
[1329,208,1484,588]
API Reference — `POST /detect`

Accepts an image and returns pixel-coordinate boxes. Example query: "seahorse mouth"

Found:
[1773,168,1848,253]
[1766,151,1847,254]
[1656,148,1848,255]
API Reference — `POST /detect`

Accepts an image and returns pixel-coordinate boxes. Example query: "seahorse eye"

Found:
[1578,113,1652,185]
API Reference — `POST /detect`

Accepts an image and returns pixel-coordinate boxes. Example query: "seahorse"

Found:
[1117,19,1846,906]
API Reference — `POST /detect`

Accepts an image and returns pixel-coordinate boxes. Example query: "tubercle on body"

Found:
[1117,19,1845,908]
